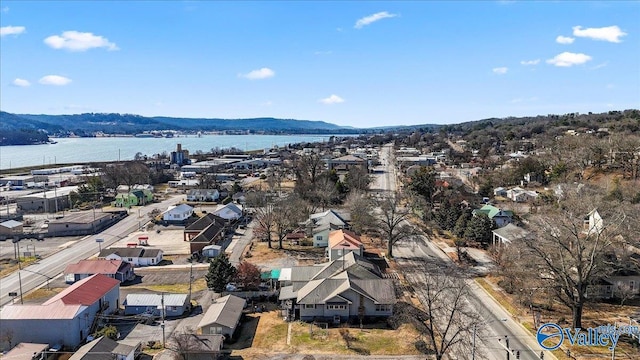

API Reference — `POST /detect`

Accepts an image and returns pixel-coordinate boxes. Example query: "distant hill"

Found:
[0,112,360,145]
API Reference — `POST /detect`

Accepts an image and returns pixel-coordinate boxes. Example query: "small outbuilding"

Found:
[123,293,191,317]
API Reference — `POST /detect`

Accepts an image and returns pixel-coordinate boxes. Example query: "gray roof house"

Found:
[279,252,394,323]
[98,247,163,267]
[123,293,191,317]
[69,336,137,360]
[197,295,246,338]
[304,209,350,247]
[491,223,530,247]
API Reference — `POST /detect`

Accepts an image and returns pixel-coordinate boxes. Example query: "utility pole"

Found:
[13,237,24,304]
[161,292,166,348]
[188,263,193,302]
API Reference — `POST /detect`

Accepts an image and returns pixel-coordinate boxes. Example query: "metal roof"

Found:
[0,220,23,229]
[328,229,362,250]
[43,274,120,306]
[124,293,189,307]
[98,247,144,258]
[0,302,85,320]
[2,343,49,360]
[197,294,245,330]
[64,259,126,275]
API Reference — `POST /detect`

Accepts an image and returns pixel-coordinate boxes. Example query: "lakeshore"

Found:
[0,134,341,170]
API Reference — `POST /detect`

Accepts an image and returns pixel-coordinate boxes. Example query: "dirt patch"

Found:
[243,241,324,269]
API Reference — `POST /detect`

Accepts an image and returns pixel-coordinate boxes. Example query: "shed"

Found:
[0,219,23,236]
[202,244,222,258]
[123,293,191,317]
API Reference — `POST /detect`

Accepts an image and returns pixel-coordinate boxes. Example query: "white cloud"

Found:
[591,62,608,70]
[12,78,31,87]
[520,59,540,66]
[1,25,26,37]
[319,94,345,105]
[239,67,275,80]
[556,35,575,44]
[39,75,72,86]
[492,67,508,74]
[354,11,397,29]
[1,6,9,13]
[572,25,627,43]
[44,31,118,51]
[546,52,592,67]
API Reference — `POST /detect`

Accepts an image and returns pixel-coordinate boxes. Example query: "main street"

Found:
[374,144,548,360]
[0,194,185,307]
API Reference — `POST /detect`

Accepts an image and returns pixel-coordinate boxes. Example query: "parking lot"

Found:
[109,227,190,256]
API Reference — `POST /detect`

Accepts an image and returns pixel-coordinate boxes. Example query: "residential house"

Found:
[586,272,640,300]
[187,189,220,202]
[213,203,243,221]
[492,223,530,248]
[0,219,23,237]
[98,247,163,267]
[493,187,507,197]
[123,293,191,317]
[197,295,246,338]
[232,192,247,204]
[304,209,349,247]
[64,259,134,284]
[171,334,223,360]
[326,154,367,172]
[328,229,364,261]
[506,187,538,203]
[112,187,154,208]
[279,252,395,323]
[69,336,137,360]
[0,274,120,349]
[162,204,194,223]
[1,343,49,360]
[183,213,227,253]
[584,209,604,235]
[473,204,513,228]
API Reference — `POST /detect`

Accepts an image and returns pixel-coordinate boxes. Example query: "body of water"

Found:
[0,134,338,170]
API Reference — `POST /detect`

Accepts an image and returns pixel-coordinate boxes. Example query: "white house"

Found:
[98,247,163,267]
[163,204,194,222]
[213,203,243,221]
[506,187,538,203]
[187,189,220,202]
[584,209,604,235]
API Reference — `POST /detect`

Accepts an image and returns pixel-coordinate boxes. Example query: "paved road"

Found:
[0,194,185,307]
[376,144,550,360]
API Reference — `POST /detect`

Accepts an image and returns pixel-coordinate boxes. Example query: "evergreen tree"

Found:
[205,254,237,293]
[453,210,471,238]
[463,213,493,248]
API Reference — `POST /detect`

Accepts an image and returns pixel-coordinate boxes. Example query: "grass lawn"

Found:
[0,257,39,278]
[127,278,207,293]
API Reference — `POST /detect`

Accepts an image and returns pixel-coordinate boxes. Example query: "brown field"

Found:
[230,308,422,359]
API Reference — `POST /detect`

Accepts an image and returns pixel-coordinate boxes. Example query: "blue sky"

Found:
[1,1,639,128]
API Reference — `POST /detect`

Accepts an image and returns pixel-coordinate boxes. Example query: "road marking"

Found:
[58,240,77,248]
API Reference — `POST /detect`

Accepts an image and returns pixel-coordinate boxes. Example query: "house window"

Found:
[128,258,133,262]
[304,304,316,309]
[151,259,155,264]
[316,236,322,241]
[375,304,391,312]
[209,326,222,334]
[326,304,347,310]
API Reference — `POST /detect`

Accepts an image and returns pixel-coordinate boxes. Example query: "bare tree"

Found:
[169,327,219,360]
[248,192,276,249]
[417,273,477,360]
[344,191,376,234]
[376,194,415,258]
[273,196,308,249]
[523,186,628,328]
[344,166,372,193]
